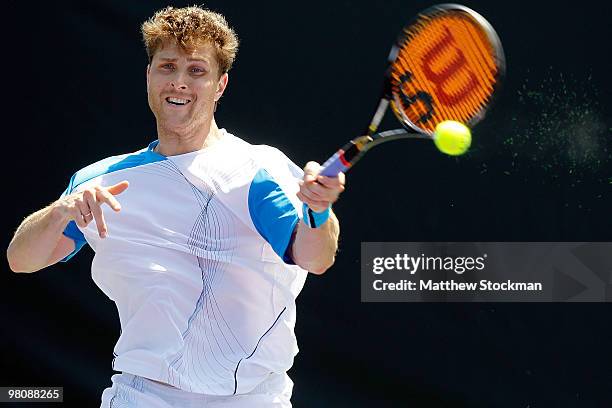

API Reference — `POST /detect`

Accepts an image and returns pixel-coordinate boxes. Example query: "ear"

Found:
[146,64,151,88]
[214,73,229,102]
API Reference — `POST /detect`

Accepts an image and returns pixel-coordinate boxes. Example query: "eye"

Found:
[161,63,175,70]
[191,66,206,74]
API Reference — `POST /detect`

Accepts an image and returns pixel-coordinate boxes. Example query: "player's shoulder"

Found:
[222,129,297,167]
[67,143,163,192]
[233,135,304,186]
[222,131,276,154]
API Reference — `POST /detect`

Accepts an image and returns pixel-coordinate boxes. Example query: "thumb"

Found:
[303,161,321,181]
[107,180,130,196]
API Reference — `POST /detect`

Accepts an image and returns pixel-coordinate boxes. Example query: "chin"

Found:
[172,117,208,133]
[161,122,192,134]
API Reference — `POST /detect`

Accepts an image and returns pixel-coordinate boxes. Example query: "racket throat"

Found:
[341,135,374,165]
[367,99,390,135]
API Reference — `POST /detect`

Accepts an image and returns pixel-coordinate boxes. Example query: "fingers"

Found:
[107,180,129,196]
[95,186,122,211]
[85,183,126,237]
[61,182,127,237]
[296,191,329,213]
[303,161,321,182]
[84,190,107,238]
[299,179,327,200]
[73,200,90,228]
[300,163,345,201]
[298,162,346,213]
[317,172,346,190]
[298,183,326,203]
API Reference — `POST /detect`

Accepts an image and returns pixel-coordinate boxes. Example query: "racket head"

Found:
[387,3,505,135]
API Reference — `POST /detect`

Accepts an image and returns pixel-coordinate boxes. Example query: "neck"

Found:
[155,119,221,156]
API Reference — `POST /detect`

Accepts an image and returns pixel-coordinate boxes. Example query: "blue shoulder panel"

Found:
[60,141,166,262]
[248,169,299,264]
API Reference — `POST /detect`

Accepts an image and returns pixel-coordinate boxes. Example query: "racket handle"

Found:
[320,151,350,177]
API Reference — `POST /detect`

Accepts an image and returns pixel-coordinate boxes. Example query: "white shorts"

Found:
[100,372,293,408]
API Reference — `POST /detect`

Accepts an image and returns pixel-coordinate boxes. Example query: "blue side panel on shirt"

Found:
[60,143,166,262]
[248,169,299,263]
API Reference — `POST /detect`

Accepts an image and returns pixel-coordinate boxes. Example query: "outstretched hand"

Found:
[56,181,129,238]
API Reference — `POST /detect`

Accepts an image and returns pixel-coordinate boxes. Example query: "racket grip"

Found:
[319,151,350,177]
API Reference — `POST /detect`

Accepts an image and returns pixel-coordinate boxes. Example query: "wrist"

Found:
[49,200,72,226]
[302,203,331,228]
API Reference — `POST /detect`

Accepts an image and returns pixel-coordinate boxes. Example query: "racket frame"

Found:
[388,3,506,135]
[319,3,506,177]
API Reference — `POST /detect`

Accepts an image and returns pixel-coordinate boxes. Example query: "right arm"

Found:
[7,181,129,273]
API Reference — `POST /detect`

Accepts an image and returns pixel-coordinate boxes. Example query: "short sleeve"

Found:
[248,168,300,263]
[54,145,166,263]
[59,182,87,262]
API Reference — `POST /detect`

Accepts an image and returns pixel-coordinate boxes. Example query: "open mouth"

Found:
[165,97,191,106]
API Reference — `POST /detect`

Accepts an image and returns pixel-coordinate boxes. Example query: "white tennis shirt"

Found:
[60,130,308,395]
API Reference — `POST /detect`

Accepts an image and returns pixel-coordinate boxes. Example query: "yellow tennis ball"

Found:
[433,121,472,156]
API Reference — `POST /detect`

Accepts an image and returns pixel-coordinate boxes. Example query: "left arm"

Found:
[290,162,345,274]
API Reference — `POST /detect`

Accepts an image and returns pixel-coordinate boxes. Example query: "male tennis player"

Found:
[7,6,343,407]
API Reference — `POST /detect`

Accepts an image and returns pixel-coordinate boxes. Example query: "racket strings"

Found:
[389,10,501,132]
[396,20,485,124]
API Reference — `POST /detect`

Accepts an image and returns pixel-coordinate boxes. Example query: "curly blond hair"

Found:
[141,6,239,74]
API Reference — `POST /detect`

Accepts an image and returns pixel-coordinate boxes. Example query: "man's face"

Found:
[146,41,228,133]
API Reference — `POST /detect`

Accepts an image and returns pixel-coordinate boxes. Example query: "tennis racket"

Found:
[320,3,505,177]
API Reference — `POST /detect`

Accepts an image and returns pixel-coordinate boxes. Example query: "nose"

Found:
[170,72,188,90]
[170,81,187,90]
